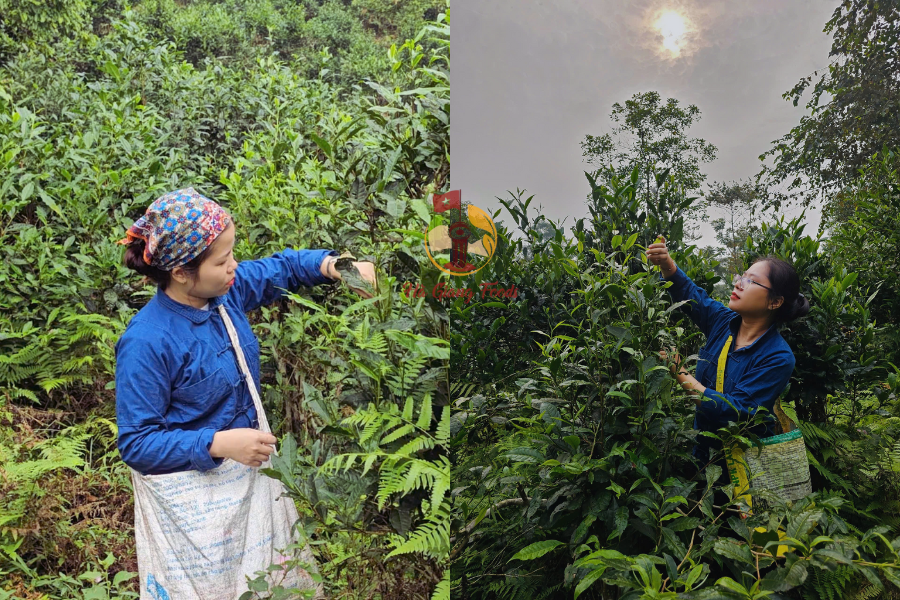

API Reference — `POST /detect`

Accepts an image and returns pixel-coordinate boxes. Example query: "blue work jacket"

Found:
[115,248,337,475]
[661,267,796,465]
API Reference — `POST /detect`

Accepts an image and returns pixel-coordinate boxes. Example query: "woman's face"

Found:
[172,221,238,300]
[727,260,783,318]
[195,222,238,297]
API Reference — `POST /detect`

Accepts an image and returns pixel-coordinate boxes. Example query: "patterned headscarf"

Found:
[116,188,232,271]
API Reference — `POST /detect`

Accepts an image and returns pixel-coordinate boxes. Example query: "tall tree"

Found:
[706,180,766,275]
[759,0,900,208]
[581,91,718,203]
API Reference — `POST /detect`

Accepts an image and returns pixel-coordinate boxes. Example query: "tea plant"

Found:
[0,2,449,598]
[450,162,900,599]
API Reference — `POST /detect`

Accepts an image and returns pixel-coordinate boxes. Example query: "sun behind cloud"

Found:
[648,6,699,59]
[657,11,687,54]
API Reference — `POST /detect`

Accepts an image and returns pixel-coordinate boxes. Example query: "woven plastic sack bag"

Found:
[130,304,324,599]
[729,426,812,511]
[714,335,812,513]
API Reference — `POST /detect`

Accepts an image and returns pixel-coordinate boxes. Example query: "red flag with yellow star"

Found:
[433,190,461,213]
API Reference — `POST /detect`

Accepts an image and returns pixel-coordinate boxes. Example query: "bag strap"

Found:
[717,334,795,434]
[718,336,754,514]
[218,304,275,449]
[716,335,732,392]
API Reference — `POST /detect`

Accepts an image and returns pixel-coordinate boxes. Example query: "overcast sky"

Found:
[451,0,837,248]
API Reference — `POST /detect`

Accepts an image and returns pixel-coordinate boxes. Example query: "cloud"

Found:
[452,0,834,246]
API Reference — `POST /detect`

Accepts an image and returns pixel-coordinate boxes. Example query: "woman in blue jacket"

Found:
[115,188,375,474]
[646,235,809,471]
[114,188,376,597]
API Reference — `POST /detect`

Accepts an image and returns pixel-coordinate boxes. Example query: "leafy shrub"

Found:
[0,3,449,598]
[450,167,900,599]
[0,0,90,61]
[127,0,447,83]
[823,149,900,366]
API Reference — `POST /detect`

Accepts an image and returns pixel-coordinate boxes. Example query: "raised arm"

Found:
[647,236,733,338]
[660,266,735,338]
[115,330,221,474]
[231,248,338,313]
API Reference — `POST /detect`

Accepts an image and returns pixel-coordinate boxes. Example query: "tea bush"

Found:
[450,166,900,599]
[0,0,92,59]
[0,2,449,599]
[821,149,900,376]
[130,0,441,83]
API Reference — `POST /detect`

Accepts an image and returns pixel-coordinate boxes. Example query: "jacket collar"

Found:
[155,285,227,323]
[728,312,777,352]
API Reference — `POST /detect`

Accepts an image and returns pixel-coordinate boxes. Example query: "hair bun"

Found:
[791,292,810,320]
[123,237,165,282]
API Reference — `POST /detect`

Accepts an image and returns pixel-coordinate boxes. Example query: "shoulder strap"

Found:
[716,335,732,393]
[718,334,795,434]
[217,305,275,447]
[773,398,795,433]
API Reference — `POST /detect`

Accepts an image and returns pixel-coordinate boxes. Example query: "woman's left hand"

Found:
[659,347,683,374]
[348,261,377,298]
[660,347,705,403]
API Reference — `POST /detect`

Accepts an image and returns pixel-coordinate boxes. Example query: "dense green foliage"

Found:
[0,1,449,598]
[449,158,900,598]
[759,0,900,207]
[821,149,900,363]
[580,92,717,242]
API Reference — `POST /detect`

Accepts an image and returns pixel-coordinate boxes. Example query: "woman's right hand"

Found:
[646,235,677,278]
[209,429,276,467]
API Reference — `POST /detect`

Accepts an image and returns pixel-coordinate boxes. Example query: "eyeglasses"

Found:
[732,273,773,292]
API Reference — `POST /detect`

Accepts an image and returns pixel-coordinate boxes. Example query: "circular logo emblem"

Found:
[424,191,497,276]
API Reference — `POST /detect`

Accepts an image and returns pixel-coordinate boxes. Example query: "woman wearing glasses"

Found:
[646,236,809,472]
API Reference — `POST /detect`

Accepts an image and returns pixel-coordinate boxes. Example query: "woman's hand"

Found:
[646,235,677,278]
[659,347,684,374]
[347,261,377,298]
[321,256,378,298]
[659,347,706,404]
[209,429,276,467]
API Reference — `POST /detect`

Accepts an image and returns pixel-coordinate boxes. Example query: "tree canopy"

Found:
[581,91,718,201]
[759,0,900,208]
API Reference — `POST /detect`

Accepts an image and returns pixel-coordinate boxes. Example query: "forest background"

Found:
[450,1,900,599]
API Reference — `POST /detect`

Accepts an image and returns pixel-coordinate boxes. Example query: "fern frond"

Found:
[352,315,389,356]
[376,461,410,508]
[802,566,854,600]
[385,354,427,398]
[386,499,450,559]
[435,406,450,445]
[1,431,88,482]
[450,380,478,400]
[807,450,856,494]
[396,435,436,456]
[6,387,39,403]
[800,421,848,452]
[886,441,900,472]
[381,423,415,445]
[431,570,449,600]
[417,394,433,429]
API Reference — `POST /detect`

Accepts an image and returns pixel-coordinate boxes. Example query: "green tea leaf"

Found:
[509,540,564,562]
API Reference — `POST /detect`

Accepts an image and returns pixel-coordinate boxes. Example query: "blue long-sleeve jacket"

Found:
[115,247,337,475]
[661,267,796,465]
